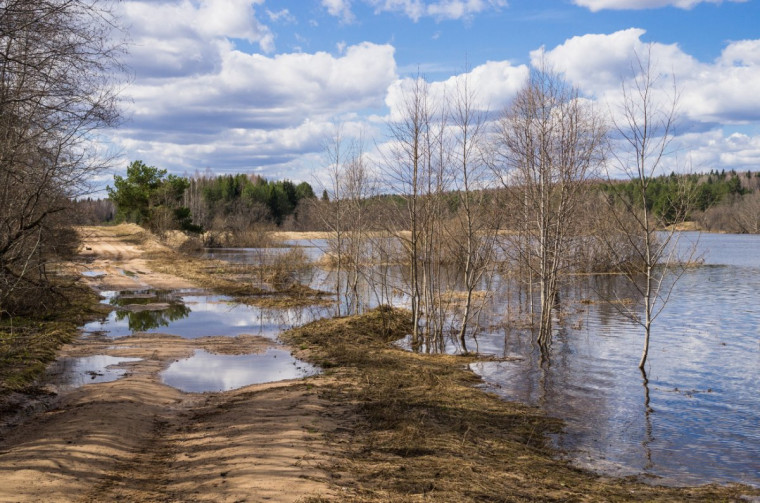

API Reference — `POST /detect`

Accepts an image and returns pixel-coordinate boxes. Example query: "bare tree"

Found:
[341,132,375,315]
[0,0,123,314]
[383,76,431,346]
[320,125,349,316]
[605,49,694,370]
[448,72,498,352]
[731,192,760,234]
[492,64,606,346]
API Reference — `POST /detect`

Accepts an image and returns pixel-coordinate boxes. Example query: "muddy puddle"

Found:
[46,355,142,388]
[83,289,326,340]
[65,289,324,393]
[161,348,318,393]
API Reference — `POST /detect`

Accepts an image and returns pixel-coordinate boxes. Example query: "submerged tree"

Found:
[492,64,606,347]
[384,76,431,346]
[448,71,498,352]
[604,50,694,370]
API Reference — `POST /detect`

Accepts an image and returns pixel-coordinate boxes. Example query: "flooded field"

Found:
[211,233,760,487]
[60,232,760,486]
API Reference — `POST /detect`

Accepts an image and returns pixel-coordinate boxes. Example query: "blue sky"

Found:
[104,0,760,190]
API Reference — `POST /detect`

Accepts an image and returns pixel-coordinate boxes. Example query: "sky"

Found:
[103,0,760,191]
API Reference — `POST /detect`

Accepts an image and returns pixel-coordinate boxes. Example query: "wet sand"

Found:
[0,225,341,502]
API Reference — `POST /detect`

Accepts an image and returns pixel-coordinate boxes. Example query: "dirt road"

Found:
[0,226,340,502]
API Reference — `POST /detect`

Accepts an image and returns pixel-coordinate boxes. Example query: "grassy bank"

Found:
[0,284,103,402]
[282,307,758,502]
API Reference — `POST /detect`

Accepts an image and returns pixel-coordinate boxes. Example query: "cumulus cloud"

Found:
[114,39,396,179]
[533,28,760,175]
[678,130,760,171]
[536,29,760,125]
[385,60,528,120]
[574,0,746,12]
[120,0,275,78]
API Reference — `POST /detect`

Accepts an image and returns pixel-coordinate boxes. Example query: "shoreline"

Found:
[0,224,757,501]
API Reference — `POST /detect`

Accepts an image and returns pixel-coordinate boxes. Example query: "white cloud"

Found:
[364,0,506,21]
[537,29,760,125]
[574,0,746,12]
[669,130,760,173]
[386,60,528,120]
[322,0,355,23]
[266,8,296,23]
[535,29,760,175]
[115,41,397,179]
[120,0,275,79]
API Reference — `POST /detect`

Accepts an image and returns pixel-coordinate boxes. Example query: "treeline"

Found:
[98,162,760,239]
[602,169,760,227]
[103,161,318,242]
[185,173,315,229]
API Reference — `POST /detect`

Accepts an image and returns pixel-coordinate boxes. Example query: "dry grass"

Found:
[283,307,760,502]
[148,249,331,308]
[0,284,104,399]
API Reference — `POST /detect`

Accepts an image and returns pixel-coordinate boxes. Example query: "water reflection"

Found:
[113,303,192,332]
[83,290,329,339]
[190,234,760,486]
[48,355,142,388]
[472,266,760,487]
[160,348,319,392]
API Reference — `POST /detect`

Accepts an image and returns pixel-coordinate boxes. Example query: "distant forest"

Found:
[77,162,760,238]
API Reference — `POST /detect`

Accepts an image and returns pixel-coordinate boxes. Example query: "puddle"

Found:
[160,348,319,393]
[47,355,142,388]
[83,290,327,339]
[82,270,106,278]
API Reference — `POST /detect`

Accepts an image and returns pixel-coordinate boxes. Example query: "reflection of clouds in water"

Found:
[161,349,318,393]
[82,291,328,339]
[469,255,760,487]
[51,355,142,388]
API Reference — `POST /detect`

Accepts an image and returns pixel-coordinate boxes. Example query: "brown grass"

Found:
[0,284,104,399]
[283,307,759,502]
[148,249,332,308]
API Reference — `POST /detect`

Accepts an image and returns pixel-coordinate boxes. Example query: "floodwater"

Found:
[470,232,760,487]
[161,348,318,392]
[47,355,142,388]
[67,234,760,485]
[82,290,328,339]
[71,288,325,393]
[233,233,760,487]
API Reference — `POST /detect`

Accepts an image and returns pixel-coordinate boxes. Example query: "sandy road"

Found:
[0,226,341,502]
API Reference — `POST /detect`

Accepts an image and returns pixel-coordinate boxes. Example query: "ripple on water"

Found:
[160,348,319,393]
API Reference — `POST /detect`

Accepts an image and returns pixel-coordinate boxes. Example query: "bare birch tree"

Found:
[320,125,348,316]
[448,72,498,352]
[384,76,431,346]
[492,65,606,346]
[605,49,694,370]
